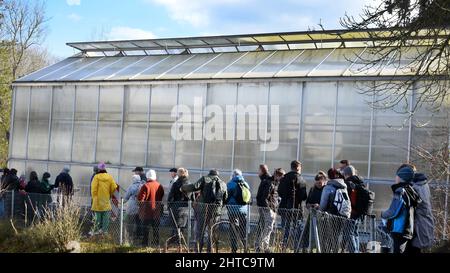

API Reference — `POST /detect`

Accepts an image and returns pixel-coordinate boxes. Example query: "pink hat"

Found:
[98,162,106,171]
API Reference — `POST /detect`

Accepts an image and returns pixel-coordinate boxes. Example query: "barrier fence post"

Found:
[311,210,321,253]
[119,198,124,245]
[11,190,14,220]
[187,200,192,252]
[246,204,250,252]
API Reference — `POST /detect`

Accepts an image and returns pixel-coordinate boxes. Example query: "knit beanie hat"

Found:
[132,174,141,183]
[146,169,157,181]
[98,162,106,171]
[396,166,415,183]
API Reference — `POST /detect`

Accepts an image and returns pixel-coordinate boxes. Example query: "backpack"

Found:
[234,180,251,205]
[354,184,375,216]
[330,186,351,218]
[203,176,227,204]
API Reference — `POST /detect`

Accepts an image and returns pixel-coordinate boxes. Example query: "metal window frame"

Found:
[331,82,339,168]
[47,86,54,161]
[118,85,127,165]
[145,85,152,167]
[94,86,101,162]
[297,82,305,161]
[70,86,77,162]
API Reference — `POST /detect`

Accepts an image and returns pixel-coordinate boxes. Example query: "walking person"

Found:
[167,168,191,246]
[169,168,178,185]
[54,166,74,206]
[138,169,164,247]
[409,170,435,253]
[278,160,307,250]
[255,165,282,253]
[306,171,328,209]
[381,166,422,253]
[226,169,251,253]
[319,168,351,252]
[133,167,147,182]
[124,174,144,244]
[90,162,118,236]
[181,169,228,253]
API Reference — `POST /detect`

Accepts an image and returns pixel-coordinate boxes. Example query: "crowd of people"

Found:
[0,159,436,253]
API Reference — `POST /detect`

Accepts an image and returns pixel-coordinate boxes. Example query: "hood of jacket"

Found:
[232,175,244,183]
[346,175,364,185]
[327,178,346,189]
[413,173,428,185]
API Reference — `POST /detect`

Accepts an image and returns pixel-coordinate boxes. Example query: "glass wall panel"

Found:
[203,83,236,171]
[121,86,150,166]
[25,162,48,181]
[334,82,371,176]
[7,160,26,177]
[370,82,410,178]
[96,86,123,164]
[27,87,51,160]
[265,82,301,169]
[174,84,206,169]
[301,82,336,175]
[233,82,268,172]
[11,87,29,158]
[49,86,75,161]
[411,81,450,177]
[148,84,177,168]
[72,86,98,163]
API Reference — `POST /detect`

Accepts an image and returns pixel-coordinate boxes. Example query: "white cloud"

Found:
[107,26,157,40]
[68,13,82,22]
[148,0,383,32]
[66,0,81,6]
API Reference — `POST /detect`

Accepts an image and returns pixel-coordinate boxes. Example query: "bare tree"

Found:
[0,0,49,166]
[1,0,48,79]
[341,0,449,114]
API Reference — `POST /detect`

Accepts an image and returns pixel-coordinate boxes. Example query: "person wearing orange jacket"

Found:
[137,169,164,247]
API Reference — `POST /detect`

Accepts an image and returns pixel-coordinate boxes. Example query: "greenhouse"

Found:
[10,29,449,211]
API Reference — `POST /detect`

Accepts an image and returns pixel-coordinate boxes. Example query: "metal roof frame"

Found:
[67,28,449,55]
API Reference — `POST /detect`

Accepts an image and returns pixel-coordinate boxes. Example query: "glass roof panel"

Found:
[108,55,170,80]
[309,48,363,76]
[153,39,183,47]
[280,34,312,41]
[61,57,124,81]
[307,33,340,40]
[244,50,303,78]
[157,54,219,79]
[17,57,80,82]
[227,37,258,45]
[213,51,273,78]
[38,57,104,81]
[133,40,163,48]
[201,38,233,45]
[83,56,145,81]
[177,39,208,46]
[343,48,396,76]
[253,35,284,42]
[132,54,194,80]
[275,48,334,77]
[339,32,371,39]
[184,52,245,79]
[380,47,428,76]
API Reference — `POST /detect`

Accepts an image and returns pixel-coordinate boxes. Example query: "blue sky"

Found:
[44,0,377,58]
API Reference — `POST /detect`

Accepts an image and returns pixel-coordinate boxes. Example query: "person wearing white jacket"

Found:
[124,174,144,243]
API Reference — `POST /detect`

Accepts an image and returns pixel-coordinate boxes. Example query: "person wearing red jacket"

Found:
[137,169,164,247]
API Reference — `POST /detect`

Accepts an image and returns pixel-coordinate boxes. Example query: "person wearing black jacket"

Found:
[306,171,327,209]
[1,169,20,192]
[278,160,307,250]
[255,165,284,253]
[167,168,191,245]
[55,166,74,206]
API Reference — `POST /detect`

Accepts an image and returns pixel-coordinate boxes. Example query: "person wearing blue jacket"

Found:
[226,169,250,253]
[381,166,422,253]
[124,174,144,243]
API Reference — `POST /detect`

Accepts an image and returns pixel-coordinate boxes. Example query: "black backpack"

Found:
[202,176,227,204]
[354,184,375,216]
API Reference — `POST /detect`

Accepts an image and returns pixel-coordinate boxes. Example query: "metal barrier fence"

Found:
[0,190,395,253]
